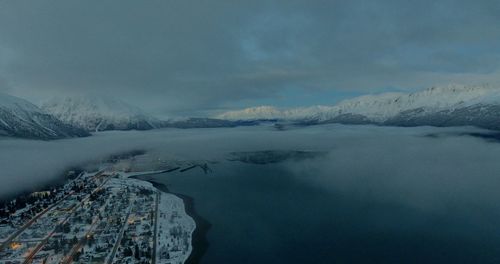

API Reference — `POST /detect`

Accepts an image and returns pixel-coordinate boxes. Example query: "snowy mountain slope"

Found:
[317,84,499,122]
[0,93,89,139]
[216,85,500,130]
[217,105,332,121]
[384,104,500,130]
[217,106,282,120]
[42,96,162,132]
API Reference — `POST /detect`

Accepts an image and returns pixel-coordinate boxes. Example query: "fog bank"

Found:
[1,124,498,200]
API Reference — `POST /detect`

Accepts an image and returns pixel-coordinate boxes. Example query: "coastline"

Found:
[143,179,211,264]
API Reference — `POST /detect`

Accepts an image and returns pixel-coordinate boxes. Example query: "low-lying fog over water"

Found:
[3,124,500,263]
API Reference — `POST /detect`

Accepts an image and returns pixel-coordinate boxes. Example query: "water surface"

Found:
[152,154,500,264]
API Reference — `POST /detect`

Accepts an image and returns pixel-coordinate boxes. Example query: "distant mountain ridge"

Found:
[217,85,500,130]
[42,96,163,132]
[4,84,500,140]
[41,96,257,132]
[0,93,89,139]
[163,117,258,128]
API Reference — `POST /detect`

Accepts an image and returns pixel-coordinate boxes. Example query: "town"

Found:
[0,170,195,264]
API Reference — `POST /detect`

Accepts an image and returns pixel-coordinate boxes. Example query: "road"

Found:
[22,176,110,264]
[107,197,132,264]
[62,220,98,264]
[0,172,102,252]
[22,203,78,264]
[0,191,74,252]
[152,191,160,264]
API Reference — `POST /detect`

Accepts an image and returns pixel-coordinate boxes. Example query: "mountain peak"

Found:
[0,93,89,139]
[42,95,161,132]
[0,92,41,113]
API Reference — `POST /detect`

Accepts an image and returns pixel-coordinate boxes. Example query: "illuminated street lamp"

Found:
[10,242,21,250]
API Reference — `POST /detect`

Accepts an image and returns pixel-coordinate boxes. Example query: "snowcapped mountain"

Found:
[217,105,332,121]
[217,106,282,120]
[0,93,89,139]
[217,85,500,130]
[42,96,162,132]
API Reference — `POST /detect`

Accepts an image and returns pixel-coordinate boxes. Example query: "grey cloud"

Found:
[0,1,499,115]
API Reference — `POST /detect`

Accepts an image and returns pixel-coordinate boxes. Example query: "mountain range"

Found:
[0,93,89,139]
[0,93,256,139]
[41,96,258,131]
[42,96,162,132]
[217,85,500,130]
[3,84,500,140]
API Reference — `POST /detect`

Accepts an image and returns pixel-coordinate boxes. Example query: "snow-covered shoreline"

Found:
[123,171,196,264]
[156,191,196,263]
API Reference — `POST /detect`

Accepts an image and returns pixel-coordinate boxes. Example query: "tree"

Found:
[63,222,71,233]
[134,244,140,260]
[74,251,81,261]
[144,246,151,258]
[124,247,133,257]
[54,239,61,254]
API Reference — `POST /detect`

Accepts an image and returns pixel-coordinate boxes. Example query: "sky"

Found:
[0,0,500,116]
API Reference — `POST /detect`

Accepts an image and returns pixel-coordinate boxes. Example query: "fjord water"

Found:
[152,152,500,264]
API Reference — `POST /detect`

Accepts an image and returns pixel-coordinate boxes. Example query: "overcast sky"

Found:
[0,1,499,116]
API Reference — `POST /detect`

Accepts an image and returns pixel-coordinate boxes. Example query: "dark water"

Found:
[151,160,500,264]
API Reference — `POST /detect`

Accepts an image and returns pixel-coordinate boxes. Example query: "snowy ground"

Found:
[121,171,196,264]
[155,192,196,264]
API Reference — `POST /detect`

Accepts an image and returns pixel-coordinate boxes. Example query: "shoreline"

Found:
[140,178,211,264]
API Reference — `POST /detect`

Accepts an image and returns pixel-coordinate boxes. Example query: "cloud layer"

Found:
[2,124,500,202]
[0,1,499,115]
